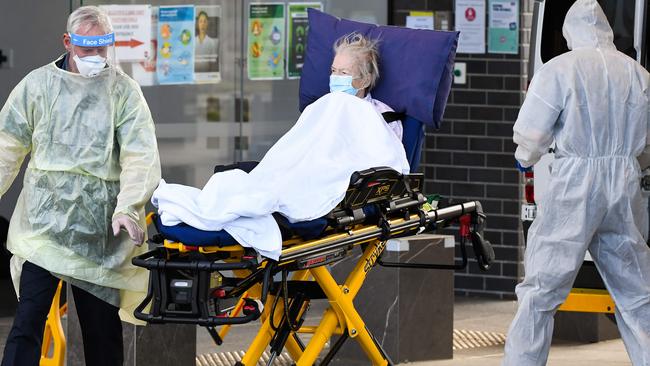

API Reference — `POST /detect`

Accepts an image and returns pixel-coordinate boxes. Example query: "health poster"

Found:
[455,0,486,54]
[157,5,195,84]
[488,0,519,54]
[286,2,322,79]
[248,3,286,80]
[195,5,221,83]
[132,6,158,86]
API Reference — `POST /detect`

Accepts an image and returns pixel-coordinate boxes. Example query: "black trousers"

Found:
[1,261,123,366]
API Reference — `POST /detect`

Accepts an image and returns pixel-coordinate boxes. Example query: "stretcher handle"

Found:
[425,200,478,221]
[280,201,484,262]
[378,201,494,271]
[132,248,269,327]
[430,201,494,271]
[133,296,264,327]
[131,247,256,271]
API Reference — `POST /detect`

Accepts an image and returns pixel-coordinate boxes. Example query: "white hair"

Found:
[67,6,113,34]
[333,33,380,90]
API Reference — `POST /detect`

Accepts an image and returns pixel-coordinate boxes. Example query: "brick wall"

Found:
[390,0,535,298]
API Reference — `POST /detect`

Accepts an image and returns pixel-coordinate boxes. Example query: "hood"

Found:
[562,0,615,50]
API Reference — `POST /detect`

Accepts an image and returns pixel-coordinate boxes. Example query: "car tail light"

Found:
[524,171,535,204]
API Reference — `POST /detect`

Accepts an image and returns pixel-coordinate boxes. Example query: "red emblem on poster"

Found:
[465,7,476,21]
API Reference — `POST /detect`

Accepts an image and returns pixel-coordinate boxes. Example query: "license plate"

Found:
[521,204,537,221]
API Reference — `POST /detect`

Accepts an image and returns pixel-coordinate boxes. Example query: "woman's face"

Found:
[331,52,365,94]
[198,14,209,34]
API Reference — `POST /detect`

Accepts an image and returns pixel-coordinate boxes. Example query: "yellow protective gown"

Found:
[0,55,161,323]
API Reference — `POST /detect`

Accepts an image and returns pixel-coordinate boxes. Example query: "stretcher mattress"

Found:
[153,214,329,247]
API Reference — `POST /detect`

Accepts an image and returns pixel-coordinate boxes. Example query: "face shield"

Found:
[68,32,117,78]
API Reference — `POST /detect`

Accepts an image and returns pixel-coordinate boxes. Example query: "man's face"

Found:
[62,24,108,72]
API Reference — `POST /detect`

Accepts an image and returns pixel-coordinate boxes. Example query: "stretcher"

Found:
[131,10,493,365]
[132,164,494,366]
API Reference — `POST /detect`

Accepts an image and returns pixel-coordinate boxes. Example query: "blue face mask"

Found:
[329,74,359,96]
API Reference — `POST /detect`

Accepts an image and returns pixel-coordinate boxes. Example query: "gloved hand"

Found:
[112,214,144,246]
[516,160,532,173]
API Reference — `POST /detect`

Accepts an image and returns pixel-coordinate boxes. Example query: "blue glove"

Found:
[516,161,532,173]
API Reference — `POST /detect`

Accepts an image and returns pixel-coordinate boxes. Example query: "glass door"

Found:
[82,0,241,188]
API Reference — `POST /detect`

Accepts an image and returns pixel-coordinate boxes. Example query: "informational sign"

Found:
[488,0,519,54]
[455,0,486,54]
[406,11,434,30]
[132,6,158,86]
[101,5,151,61]
[248,3,286,80]
[195,5,221,83]
[435,11,452,31]
[287,3,322,79]
[157,5,195,84]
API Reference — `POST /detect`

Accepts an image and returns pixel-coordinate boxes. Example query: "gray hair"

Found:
[67,6,113,34]
[333,33,380,90]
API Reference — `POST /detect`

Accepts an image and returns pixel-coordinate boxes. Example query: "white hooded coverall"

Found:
[503,0,650,365]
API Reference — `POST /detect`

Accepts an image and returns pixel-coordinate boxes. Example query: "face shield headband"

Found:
[69,32,115,47]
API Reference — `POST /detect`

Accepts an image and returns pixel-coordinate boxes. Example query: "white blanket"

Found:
[152,92,410,259]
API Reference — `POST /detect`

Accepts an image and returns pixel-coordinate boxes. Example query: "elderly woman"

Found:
[329,33,403,140]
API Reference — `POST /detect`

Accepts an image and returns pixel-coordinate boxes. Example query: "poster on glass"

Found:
[286,2,322,79]
[157,5,195,84]
[132,6,158,86]
[195,5,221,83]
[100,5,151,62]
[248,3,286,80]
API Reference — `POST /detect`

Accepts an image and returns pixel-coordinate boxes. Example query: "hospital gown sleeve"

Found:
[0,78,34,200]
[512,65,564,168]
[112,82,161,223]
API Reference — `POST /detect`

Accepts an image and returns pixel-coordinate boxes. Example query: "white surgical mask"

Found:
[329,75,359,96]
[73,54,107,77]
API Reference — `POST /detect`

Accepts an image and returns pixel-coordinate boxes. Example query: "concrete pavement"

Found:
[0,296,632,365]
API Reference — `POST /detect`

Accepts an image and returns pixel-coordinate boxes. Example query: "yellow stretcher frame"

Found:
[132,200,491,366]
[236,238,393,366]
[158,229,397,365]
[147,204,485,365]
[40,280,66,366]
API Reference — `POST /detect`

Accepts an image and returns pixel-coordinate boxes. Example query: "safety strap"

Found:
[381,111,405,123]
